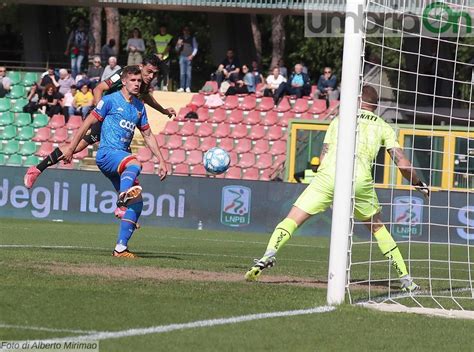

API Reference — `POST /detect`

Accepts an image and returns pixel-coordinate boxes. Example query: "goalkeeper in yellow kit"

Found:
[245,85,429,292]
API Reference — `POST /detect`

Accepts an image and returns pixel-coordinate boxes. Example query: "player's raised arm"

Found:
[388,147,430,199]
[140,127,168,180]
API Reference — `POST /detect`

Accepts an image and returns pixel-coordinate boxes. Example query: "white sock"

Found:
[115,244,127,252]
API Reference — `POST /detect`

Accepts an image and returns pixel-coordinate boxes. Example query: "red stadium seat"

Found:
[228,109,243,124]
[141,161,155,174]
[155,134,166,147]
[228,151,238,166]
[200,81,218,95]
[182,136,200,151]
[48,114,65,129]
[239,95,256,111]
[256,97,275,112]
[73,147,89,160]
[291,98,309,114]
[265,126,284,141]
[262,110,279,126]
[198,137,217,151]
[231,125,248,139]
[223,95,238,110]
[215,123,231,138]
[137,147,152,162]
[218,138,234,152]
[210,108,227,123]
[66,115,82,130]
[301,112,315,120]
[234,138,252,154]
[32,127,51,142]
[308,99,327,114]
[278,111,295,127]
[176,107,191,122]
[310,85,318,97]
[163,120,179,135]
[248,125,266,140]
[196,123,213,138]
[190,93,205,108]
[260,168,274,181]
[273,97,291,112]
[253,139,270,154]
[35,142,53,157]
[275,155,286,165]
[49,128,68,143]
[168,149,186,164]
[255,153,273,169]
[187,150,203,165]
[178,121,196,136]
[225,167,242,179]
[242,168,259,180]
[197,107,209,122]
[269,140,286,155]
[191,164,207,177]
[239,153,255,168]
[166,134,182,149]
[173,163,190,175]
[243,110,261,125]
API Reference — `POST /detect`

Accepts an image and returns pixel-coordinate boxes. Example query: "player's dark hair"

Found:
[121,65,142,79]
[142,54,162,69]
[361,85,379,109]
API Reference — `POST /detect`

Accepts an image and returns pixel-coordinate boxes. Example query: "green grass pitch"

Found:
[0,218,473,351]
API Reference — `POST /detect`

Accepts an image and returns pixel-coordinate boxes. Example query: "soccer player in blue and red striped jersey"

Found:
[63,66,168,258]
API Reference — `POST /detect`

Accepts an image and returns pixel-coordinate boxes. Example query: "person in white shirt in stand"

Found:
[101,56,121,81]
[263,67,286,99]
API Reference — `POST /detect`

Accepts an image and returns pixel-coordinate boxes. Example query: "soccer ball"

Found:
[203,147,231,174]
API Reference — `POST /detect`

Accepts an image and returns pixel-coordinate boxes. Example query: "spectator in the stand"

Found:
[58,69,75,96]
[225,64,255,96]
[315,66,339,101]
[126,28,145,66]
[23,84,41,114]
[39,84,62,117]
[153,24,173,91]
[175,26,198,93]
[63,84,77,119]
[0,66,11,98]
[251,60,264,86]
[101,39,116,63]
[70,83,93,119]
[273,64,311,105]
[213,49,241,88]
[39,67,59,92]
[300,62,309,75]
[263,67,286,98]
[101,56,121,81]
[278,58,288,79]
[65,17,90,78]
[87,56,104,88]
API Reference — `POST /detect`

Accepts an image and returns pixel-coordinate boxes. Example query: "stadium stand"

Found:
[0,71,339,179]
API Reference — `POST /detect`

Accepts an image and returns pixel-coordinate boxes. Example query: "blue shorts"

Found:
[96,148,138,192]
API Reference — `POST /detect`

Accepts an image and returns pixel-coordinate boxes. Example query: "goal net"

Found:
[346,0,474,315]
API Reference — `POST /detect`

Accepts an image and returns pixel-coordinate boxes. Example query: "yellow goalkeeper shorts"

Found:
[293,173,381,221]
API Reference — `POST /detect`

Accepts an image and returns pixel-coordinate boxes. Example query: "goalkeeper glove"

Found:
[414,181,430,200]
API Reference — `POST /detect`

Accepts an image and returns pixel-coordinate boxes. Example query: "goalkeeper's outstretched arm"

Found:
[388,147,430,198]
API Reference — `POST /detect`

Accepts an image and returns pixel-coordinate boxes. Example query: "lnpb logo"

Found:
[393,196,424,239]
[221,186,251,227]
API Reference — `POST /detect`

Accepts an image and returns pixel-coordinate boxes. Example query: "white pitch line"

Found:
[0,324,97,334]
[20,306,335,344]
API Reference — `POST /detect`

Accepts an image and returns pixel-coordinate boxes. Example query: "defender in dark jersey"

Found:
[24,55,176,189]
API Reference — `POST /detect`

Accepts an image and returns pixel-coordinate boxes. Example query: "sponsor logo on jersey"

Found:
[220,186,251,227]
[119,119,136,132]
[392,196,423,238]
